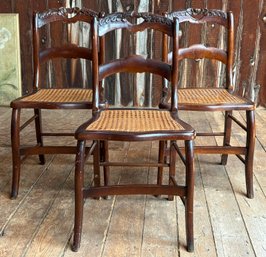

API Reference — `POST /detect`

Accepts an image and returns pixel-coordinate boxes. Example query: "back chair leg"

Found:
[72,140,86,252]
[221,110,233,165]
[157,140,166,186]
[168,141,176,201]
[93,140,101,188]
[245,110,255,199]
[11,108,21,199]
[184,140,194,252]
[34,109,45,164]
[103,140,109,186]
[103,140,110,200]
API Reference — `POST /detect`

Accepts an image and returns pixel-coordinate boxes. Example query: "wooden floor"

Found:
[0,107,265,257]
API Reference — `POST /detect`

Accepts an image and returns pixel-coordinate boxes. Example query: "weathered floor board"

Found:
[0,107,265,257]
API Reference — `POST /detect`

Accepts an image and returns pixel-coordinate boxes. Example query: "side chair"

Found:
[72,12,196,252]
[162,8,255,198]
[10,7,101,199]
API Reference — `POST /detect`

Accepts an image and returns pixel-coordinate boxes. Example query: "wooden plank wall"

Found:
[0,0,265,106]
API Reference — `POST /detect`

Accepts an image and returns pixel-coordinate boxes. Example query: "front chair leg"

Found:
[11,108,21,199]
[185,140,194,252]
[221,110,233,165]
[34,109,45,164]
[245,110,255,199]
[72,140,86,252]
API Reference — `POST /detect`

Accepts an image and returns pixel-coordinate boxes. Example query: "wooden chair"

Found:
[72,12,196,252]
[162,8,255,198]
[10,7,100,199]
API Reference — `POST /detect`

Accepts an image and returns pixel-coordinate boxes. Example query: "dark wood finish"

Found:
[257,3,266,107]
[165,8,256,198]
[185,0,205,89]
[0,1,13,12]
[1,1,265,105]
[9,7,98,199]
[73,13,196,253]
[204,0,223,88]
[1,107,266,255]
[230,1,261,100]
[13,0,34,95]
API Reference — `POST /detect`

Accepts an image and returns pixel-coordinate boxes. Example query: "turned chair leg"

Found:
[184,140,194,252]
[72,140,86,252]
[11,108,21,199]
[221,110,233,165]
[245,110,255,199]
[34,109,45,164]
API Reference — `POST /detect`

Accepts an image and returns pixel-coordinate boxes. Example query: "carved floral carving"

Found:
[168,8,227,22]
[99,11,172,27]
[37,7,98,27]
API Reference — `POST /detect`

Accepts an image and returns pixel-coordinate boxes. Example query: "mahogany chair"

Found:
[72,12,196,252]
[10,7,100,199]
[162,8,255,198]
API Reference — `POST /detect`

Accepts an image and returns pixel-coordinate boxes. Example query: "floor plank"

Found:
[64,146,127,257]
[0,155,75,257]
[0,107,265,257]
[192,112,256,257]
[141,146,178,257]
[177,112,218,257]
[204,111,266,257]
[100,142,149,257]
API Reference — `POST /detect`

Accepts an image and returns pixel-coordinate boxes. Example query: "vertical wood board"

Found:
[1,0,265,106]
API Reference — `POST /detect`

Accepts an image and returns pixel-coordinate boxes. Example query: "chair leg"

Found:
[157,140,166,187]
[168,141,176,201]
[221,110,233,165]
[93,140,101,188]
[11,108,21,199]
[103,141,109,186]
[72,140,86,252]
[102,140,110,199]
[156,141,166,198]
[34,109,45,164]
[245,110,255,199]
[184,140,194,252]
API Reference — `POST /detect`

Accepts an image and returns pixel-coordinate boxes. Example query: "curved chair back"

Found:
[33,7,98,90]
[91,12,180,113]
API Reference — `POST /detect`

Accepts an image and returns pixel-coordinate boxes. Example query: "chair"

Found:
[10,7,100,199]
[161,8,256,199]
[72,12,196,252]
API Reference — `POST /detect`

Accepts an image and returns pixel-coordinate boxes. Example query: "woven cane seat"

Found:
[178,88,247,105]
[86,110,185,132]
[21,88,93,103]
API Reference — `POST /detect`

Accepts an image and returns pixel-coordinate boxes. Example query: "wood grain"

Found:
[0,107,265,256]
[13,0,34,95]
[1,0,265,105]
[256,1,266,107]
[0,1,13,12]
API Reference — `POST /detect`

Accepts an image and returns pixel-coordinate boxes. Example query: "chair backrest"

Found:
[33,7,98,90]
[165,8,234,92]
[91,12,179,114]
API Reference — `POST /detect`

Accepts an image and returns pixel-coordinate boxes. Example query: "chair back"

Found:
[91,12,180,114]
[166,8,234,92]
[33,7,98,90]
